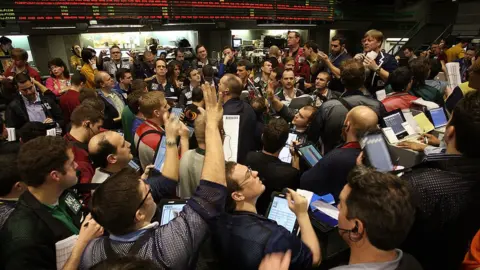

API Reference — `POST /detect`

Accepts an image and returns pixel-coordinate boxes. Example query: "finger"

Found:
[163,111,169,124]
[356,151,364,166]
[281,250,292,268]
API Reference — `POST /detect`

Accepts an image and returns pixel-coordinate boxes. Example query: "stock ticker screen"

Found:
[0,0,335,22]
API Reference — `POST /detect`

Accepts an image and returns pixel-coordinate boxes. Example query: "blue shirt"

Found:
[22,92,46,123]
[211,211,313,270]
[131,116,145,140]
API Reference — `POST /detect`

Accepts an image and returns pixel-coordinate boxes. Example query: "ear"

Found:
[83,120,91,128]
[231,191,245,202]
[445,125,455,144]
[134,208,147,222]
[13,182,25,192]
[49,170,62,183]
[106,153,117,165]
[351,219,364,242]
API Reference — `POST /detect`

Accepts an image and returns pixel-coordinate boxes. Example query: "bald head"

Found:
[88,131,132,169]
[345,106,378,140]
[88,131,115,155]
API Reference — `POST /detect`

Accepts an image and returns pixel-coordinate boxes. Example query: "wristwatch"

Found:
[375,66,381,74]
[166,140,177,147]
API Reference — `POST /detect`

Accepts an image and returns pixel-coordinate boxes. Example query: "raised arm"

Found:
[200,82,226,186]
[161,113,182,181]
[319,52,341,79]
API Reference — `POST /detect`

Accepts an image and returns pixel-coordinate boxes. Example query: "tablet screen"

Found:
[154,137,167,171]
[267,196,296,233]
[171,107,183,119]
[361,133,393,172]
[160,203,186,225]
[430,108,447,128]
[298,145,322,167]
[383,112,406,136]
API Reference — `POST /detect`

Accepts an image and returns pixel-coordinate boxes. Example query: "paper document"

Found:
[296,189,314,205]
[47,128,57,136]
[56,234,78,270]
[311,200,339,220]
[6,128,15,141]
[401,122,416,136]
[412,98,440,110]
[382,127,399,144]
[279,133,297,163]
[446,62,462,90]
[414,113,435,133]
[376,89,387,101]
[223,115,240,162]
[403,111,421,134]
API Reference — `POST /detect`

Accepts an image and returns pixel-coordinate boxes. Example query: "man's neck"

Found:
[190,81,200,88]
[69,85,81,92]
[15,65,26,73]
[374,48,381,54]
[119,82,129,91]
[345,133,358,144]
[295,126,307,133]
[284,87,294,93]
[101,88,112,95]
[242,77,249,86]
[235,201,258,214]
[199,58,207,64]
[155,75,166,84]
[69,127,89,144]
[349,245,398,265]
[147,117,163,129]
[316,87,327,95]
[261,72,270,82]
[28,184,64,206]
[262,149,280,158]
[308,53,319,62]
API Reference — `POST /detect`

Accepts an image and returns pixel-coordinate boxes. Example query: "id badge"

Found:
[151,83,159,90]
[64,193,82,215]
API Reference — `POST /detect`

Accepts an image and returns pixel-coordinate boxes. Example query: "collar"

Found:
[109,222,159,242]
[21,92,41,105]
[195,148,206,156]
[341,142,361,149]
[144,119,164,132]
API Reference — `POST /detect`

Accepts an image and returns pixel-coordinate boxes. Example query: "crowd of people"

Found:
[0,29,479,270]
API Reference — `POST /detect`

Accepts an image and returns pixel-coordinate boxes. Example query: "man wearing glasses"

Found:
[99,45,134,79]
[80,82,228,269]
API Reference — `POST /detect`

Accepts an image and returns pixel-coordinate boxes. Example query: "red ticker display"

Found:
[0,0,334,21]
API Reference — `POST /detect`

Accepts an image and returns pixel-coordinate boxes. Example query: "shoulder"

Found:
[2,204,48,243]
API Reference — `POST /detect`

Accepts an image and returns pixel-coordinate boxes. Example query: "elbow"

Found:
[311,247,322,266]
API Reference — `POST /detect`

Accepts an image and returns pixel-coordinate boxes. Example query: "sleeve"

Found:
[146,170,178,202]
[300,159,329,195]
[179,91,186,107]
[77,160,95,184]
[264,227,313,269]
[277,104,295,123]
[154,180,227,269]
[218,63,226,77]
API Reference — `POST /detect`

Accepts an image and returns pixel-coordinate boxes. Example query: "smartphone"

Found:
[153,137,168,171]
[171,107,183,119]
[360,133,394,172]
[159,199,187,226]
[266,193,299,234]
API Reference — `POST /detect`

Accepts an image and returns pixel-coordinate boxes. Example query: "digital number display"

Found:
[1,0,334,21]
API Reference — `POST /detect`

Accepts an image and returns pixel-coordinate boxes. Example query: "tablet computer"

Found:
[360,132,394,172]
[265,193,299,234]
[297,144,322,167]
[159,199,188,226]
[380,109,408,139]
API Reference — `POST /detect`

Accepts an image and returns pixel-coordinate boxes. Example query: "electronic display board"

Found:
[0,0,334,22]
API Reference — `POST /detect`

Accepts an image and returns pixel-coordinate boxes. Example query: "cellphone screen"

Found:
[298,145,322,167]
[267,196,296,233]
[161,203,186,225]
[361,134,394,172]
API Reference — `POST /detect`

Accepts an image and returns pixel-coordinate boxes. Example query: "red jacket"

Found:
[3,64,41,82]
[382,92,419,112]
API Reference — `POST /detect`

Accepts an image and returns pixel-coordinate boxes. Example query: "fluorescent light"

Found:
[89,25,144,29]
[32,26,76,30]
[163,23,215,26]
[257,23,316,27]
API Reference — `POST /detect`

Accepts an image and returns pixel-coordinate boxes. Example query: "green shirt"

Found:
[43,200,80,235]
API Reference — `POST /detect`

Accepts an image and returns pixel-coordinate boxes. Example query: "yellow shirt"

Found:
[80,64,97,89]
[445,44,465,63]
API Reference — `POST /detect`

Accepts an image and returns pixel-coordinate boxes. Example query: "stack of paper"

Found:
[311,200,339,220]
[412,98,440,110]
[56,235,78,270]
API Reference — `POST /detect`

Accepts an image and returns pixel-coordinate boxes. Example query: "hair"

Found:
[71,73,86,87]
[70,104,104,127]
[92,167,143,235]
[131,79,147,92]
[345,166,415,250]
[167,61,181,88]
[110,45,121,51]
[91,256,161,270]
[127,90,145,115]
[287,30,300,39]
[251,97,267,117]
[274,67,284,81]
[237,59,253,71]
[388,67,412,93]
[283,56,295,65]
[304,40,318,53]
[143,50,154,60]
[174,47,185,57]
[155,58,167,68]
[427,59,442,80]
[0,36,12,45]
[266,57,279,68]
[94,72,107,88]
[11,48,28,61]
[262,118,290,153]
[18,122,47,143]
[223,74,243,97]
[0,154,20,197]
[195,44,206,55]
[269,45,281,57]
[80,97,104,113]
[81,48,96,63]
[14,72,31,86]
[449,91,480,158]
[193,111,206,145]
[202,65,215,81]
[115,68,131,82]
[340,59,366,91]
[89,132,117,168]
[48,58,70,79]
[282,69,295,79]
[317,71,331,82]
[410,58,429,88]
[332,35,347,46]
[79,88,98,102]
[191,87,204,103]
[364,29,384,45]
[403,47,414,53]
[225,161,240,212]
[139,91,166,119]
[17,136,71,187]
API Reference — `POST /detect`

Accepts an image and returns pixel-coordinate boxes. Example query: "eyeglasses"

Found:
[136,187,151,212]
[239,166,253,187]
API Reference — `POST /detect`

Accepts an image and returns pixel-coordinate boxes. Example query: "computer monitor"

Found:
[232,38,242,48]
[382,110,407,137]
[429,108,448,128]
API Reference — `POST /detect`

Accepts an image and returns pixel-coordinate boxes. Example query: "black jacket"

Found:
[0,191,82,270]
[5,91,64,131]
[97,93,122,130]
[223,98,257,164]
